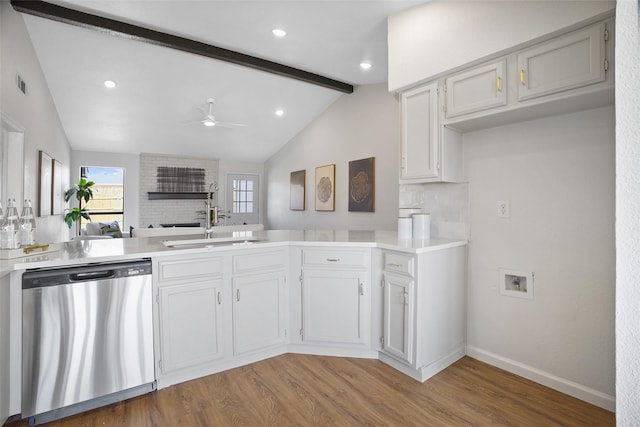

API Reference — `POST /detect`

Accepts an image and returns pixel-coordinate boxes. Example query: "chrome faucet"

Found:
[205,183,219,237]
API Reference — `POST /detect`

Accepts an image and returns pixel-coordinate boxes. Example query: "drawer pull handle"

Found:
[326,258,340,262]
[387,263,402,268]
[217,291,221,305]
[520,69,526,86]
[236,289,240,302]
[496,76,502,92]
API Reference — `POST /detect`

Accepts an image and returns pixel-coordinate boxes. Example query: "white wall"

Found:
[265,84,399,231]
[615,0,640,423]
[464,106,615,409]
[388,1,615,91]
[1,2,71,244]
[71,150,140,232]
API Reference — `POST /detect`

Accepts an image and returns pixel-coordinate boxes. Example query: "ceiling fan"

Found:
[199,98,247,128]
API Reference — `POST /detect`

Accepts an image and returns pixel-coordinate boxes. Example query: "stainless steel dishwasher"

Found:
[22,259,155,425]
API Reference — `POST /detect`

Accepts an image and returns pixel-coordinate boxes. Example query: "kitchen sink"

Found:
[162,235,260,247]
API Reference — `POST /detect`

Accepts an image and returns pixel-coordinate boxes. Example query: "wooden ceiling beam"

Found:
[10,0,354,94]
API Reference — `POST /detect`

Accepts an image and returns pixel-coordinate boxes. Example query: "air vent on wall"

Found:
[16,74,27,95]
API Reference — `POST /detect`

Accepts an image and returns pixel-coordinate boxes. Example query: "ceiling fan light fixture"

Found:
[272,28,287,38]
[203,119,216,127]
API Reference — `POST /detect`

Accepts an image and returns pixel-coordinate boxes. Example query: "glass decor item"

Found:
[19,199,36,246]
[1,198,21,249]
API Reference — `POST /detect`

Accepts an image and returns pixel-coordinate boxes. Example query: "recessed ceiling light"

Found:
[360,62,372,71]
[104,80,117,88]
[275,109,284,117]
[272,28,287,38]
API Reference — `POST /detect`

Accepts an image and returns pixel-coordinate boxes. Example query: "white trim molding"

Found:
[466,346,615,412]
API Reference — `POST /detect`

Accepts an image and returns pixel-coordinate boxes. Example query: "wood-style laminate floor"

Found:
[6,355,614,426]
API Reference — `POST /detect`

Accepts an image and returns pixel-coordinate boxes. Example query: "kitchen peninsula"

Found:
[2,230,466,423]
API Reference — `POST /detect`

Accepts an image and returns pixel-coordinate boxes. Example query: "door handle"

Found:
[236,289,240,302]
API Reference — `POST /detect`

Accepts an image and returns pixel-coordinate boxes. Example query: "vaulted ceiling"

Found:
[18,0,427,162]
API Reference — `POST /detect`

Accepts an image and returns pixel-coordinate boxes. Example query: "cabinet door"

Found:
[382,273,414,364]
[158,279,224,374]
[400,82,439,180]
[445,59,507,118]
[517,22,605,101]
[232,272,285,356]
[301,269,366,346]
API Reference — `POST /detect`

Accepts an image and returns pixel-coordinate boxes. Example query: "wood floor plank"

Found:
[5,355,614,427]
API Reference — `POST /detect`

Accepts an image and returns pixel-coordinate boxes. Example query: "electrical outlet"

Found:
[497,200,510,218]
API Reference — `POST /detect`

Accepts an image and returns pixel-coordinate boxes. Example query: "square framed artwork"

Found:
[38,150,52,217]
[52,159,64,215]
[315,164,335,211]
[290,169,306,211]
[348,157,375,212]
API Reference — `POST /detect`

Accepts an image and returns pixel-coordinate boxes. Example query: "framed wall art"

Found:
[38,150,52,216]
[52,159,63,215]
[315,164,335,211]
[348,157,375,212]
[290,169,306,211]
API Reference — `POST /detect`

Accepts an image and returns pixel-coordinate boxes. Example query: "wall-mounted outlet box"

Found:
[497,200,510,218]
[499,269,533,299]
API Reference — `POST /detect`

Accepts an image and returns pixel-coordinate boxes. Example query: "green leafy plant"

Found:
[63,178,95,229]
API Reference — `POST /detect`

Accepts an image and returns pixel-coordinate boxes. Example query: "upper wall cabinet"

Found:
[400,82,439,181]
[400,83,463,184]
[439,18,613,131]
[517,22,606,102]
[445,59,507,119]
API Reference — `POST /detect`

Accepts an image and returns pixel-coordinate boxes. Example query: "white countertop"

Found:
[1,229,467,273]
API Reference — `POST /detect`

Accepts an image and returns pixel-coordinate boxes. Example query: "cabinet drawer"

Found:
[232,249,286,275]
[302,248,367,268]
[157,256,223,283]
[383,252,415,276]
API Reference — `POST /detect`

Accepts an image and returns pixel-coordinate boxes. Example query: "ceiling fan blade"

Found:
[213,121,248,128]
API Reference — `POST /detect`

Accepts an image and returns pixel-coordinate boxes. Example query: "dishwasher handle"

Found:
[70,270,115,282]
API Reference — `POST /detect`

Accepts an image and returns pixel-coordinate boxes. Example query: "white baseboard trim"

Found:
[466,346,615,412]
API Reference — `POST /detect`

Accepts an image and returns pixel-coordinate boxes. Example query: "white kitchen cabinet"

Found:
[517,22,606,102]
[400,82,464,184]
[298,248,371,349]
[301,269,367,346]
[158,279,225,374]
[382,272,414,364]
[232,272,286,355]
[443,19,613,131]
[445,59,507,118]
[379,247,466,382]
[155,254,226,378]
[400,82,439,181]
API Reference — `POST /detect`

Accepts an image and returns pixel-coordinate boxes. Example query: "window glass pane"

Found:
[79,166,125,229]
[246,193,253,202]
[246,202,253,213]
[247,180,253,191]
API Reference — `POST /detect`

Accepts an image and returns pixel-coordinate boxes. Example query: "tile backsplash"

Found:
[399,183,469,240]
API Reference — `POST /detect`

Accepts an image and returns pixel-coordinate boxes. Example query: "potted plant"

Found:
[64,178,95,232]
